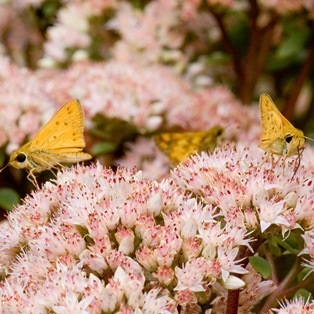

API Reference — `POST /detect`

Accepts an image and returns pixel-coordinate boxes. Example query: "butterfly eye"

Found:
[16,153,27,163]
[285,135,293,143]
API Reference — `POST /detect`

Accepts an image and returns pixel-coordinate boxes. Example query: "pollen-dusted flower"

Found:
[0,164,255,313]
[172,144,314,235]
[271,297,314,313]
[0,161,264,312]
[2,138,314,312]
[236,264,276,313]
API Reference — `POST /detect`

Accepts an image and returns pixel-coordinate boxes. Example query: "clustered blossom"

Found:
[1,0,314,73]
[41,0,118,66]
[109,0,190,67]
[0,56,229,134]
[43,60,197,131]
[1,143,314,311]
[0,158,252,312]
[37,0,314,70]
[172,144,314,234]
[271,297,314,313]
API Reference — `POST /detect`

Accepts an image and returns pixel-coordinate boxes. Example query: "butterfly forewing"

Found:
[29,99,86,151]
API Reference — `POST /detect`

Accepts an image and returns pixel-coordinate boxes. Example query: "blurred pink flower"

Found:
[41,1,117,65]
[10,0,45,9]
[45,24,90,62]
[109,1,185,65]
[208,0,234,7]
[258,0,304,14]
[0,58,56,153]
[0,57,261,181]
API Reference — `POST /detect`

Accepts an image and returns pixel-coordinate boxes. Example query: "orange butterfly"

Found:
[1,100,92,187]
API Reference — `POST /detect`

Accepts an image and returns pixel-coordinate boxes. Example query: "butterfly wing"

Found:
[155,126,223,165]
[29,99,86,152]
[259,94,285,151]
[155,132,194,165]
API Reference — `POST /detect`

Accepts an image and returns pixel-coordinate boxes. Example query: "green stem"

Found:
[264,244,279,285]
[259,257,301,312]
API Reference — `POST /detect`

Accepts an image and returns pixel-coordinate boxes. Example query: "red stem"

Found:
[284,42,314,119]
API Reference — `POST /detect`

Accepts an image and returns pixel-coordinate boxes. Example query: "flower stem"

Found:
[259,257,301,312]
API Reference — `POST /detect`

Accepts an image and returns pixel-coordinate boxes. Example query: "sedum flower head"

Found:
[0,158,251,312]
[1,142,314,311]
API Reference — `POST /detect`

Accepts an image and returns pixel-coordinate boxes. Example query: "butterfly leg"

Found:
[49,168,58,179]
[281,155,286,177]
[270,154,285,177]
[260,153,275,177]
[291,146,304,180]
[27,170,39,188]
[269,153,275,168]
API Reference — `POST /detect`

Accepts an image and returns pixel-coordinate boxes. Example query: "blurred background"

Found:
[0,0,313,211]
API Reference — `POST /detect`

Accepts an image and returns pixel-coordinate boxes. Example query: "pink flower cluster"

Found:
[1,143,314,312]
[0,58,56,153]
[258,0,310,15]
[36,0,314,70]
[0,157,254,312]
[172,145,314,234]
[40,0,118,66]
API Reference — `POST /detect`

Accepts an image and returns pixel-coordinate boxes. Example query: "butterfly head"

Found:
[9,150,31,170]
[285,131,305,156]
[268,132,305,156]
[0,148,31,175]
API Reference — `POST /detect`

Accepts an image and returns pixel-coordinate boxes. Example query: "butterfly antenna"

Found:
[0,161,10,173]
[304,135,314,141]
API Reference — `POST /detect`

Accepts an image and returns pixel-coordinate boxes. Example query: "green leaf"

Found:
[276,30,309,59]
[89,114,139,156]
[268,241,282,256]
[91,142,117,156]
[274,233,303,255]
[0,188,20,211]
[249,256,272,279]
[267,28,309,71]
[205,52,230,66]
[294,289,312,301]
